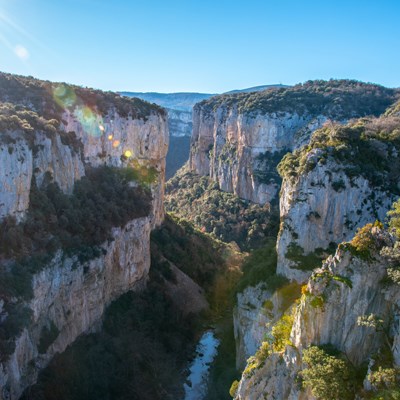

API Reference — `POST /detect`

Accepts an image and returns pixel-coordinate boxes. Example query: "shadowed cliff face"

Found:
[0,73,168,400]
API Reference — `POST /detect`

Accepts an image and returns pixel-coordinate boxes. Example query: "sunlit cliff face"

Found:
[52,83,138,163]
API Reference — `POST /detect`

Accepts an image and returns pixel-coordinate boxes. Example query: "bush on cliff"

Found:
[301,346,359,400]
[197,79,397,119]
[277,115,400,195]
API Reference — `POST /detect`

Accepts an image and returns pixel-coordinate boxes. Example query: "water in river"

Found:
[184,330,220,400]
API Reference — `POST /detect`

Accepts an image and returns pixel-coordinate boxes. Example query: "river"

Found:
[184,330,220,400]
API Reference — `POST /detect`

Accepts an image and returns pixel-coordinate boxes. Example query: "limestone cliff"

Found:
[0,218,151,400]
[0,74,168,226]
[276,115,400,282]
[120,91,214,178]
[235,225,400,399]
[233,282,300,369]
[189,80,396,205]
[0,73,168,399]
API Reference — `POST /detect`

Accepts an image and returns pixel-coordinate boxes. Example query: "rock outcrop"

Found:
[276,116,400,282]
[0,84,168,226]
[233,282,301,369]
[189,80,396,205]
[0,73,168,399]
[235,227,400,399]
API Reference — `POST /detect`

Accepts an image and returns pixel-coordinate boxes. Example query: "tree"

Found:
[388,199,400,237]
[301,346,355,400]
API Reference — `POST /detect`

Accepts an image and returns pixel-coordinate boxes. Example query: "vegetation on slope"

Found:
[235,238,287,293]
[165,169,278,251]
[196,79,398,119]
[23,215,243,400]
[0,72,165,121]
[278,115,400,194]
[22,270,201,400]
[0,102,83,153]
[0,166,152,359]
[385,99,400,117]
[0,167,151,271]
[301,345,362,400]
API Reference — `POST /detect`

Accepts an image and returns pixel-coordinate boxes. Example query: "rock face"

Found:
[189,106,324,204]
[277,157,396,282]
[0,74,168,399]
[189,81,397,205]
[0,218,151,400]
[276,114,400,283]
[166,108,193,137]
[120,91,214,178]
[61,108,168,226]
[235,229,400,399]
[234,284,273,369]
[0,109,168,227]
[233,282,300,369]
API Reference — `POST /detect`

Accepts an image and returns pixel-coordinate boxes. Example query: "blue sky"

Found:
[0,0,399,93]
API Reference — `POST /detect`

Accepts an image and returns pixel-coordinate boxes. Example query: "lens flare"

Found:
[53,84,77,108]
[112,140,120,148]
[74,106,103,137]
[124,150,132,158]
[14,44,29,60]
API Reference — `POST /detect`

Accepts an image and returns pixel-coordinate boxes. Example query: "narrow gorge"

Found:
[1,75,400,400]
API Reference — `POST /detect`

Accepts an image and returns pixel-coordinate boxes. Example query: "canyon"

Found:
[1,75,400,400]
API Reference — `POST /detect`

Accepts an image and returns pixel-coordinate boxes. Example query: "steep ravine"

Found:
[21,215,243,400]
[2,75,400,400]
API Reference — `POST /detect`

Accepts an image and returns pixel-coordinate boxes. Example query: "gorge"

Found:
[1,74,400,400]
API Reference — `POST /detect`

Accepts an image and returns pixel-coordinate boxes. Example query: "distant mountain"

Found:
[224,84,289,94]
[119,92,214,112]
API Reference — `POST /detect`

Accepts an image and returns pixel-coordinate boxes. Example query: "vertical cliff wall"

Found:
[0,75,169,226]
[0,73,168,399]
[189,80,396,205]
[276,116,400,282]
[119,91,214,179]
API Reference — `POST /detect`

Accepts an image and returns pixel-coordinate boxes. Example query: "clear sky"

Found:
[0,0,399,93]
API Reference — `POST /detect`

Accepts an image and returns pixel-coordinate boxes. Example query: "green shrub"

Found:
[369,367,400,391]
[285,243,327,271]
[345,221,384,260]
[271,313,294,352]
[236,239,288,293]
[331,179,346,192]
[388,199,400,238]
[229,380,239,398]
[301,346,358,400]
